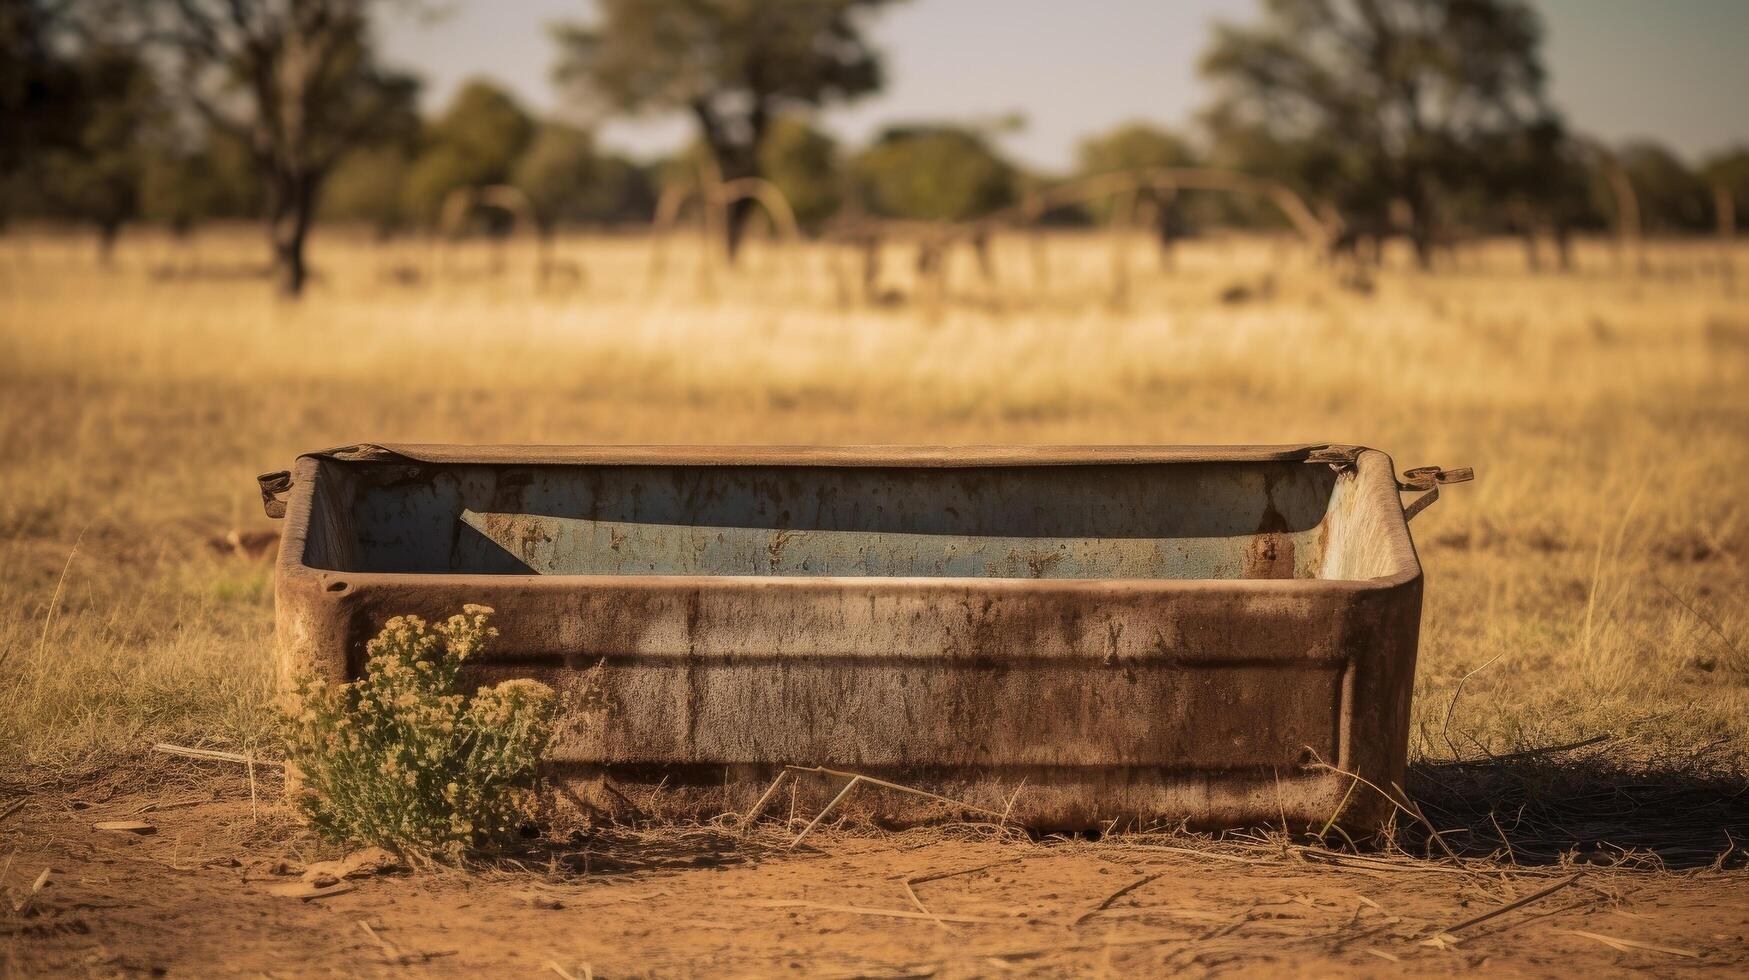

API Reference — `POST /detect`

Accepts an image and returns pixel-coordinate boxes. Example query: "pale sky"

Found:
[380,0,1749,171]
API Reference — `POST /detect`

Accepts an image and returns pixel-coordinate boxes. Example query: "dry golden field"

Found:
[1,227,1747,974]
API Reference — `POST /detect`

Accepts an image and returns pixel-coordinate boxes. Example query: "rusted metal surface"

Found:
[270,444,1433,832]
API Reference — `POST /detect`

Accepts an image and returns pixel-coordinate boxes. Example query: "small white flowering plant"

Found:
[284,605,558,861]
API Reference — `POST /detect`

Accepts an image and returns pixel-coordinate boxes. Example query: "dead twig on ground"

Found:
[12,868,50,917]
[1563,929,1699,958]
[133,797,207,816]
[998,778,1027,825]
[907,856,1027,885]
[1159,911,1260,969]
[900,877,950,931]
[1436,872,1584,937]
[1394,784,1462,862]
[1074,906,1232,924]
[981,930,1204,963]
[1302,749,1460,860]
[152,743,286,768]
[1292,848,1478,875]
[789,775,866,848]
[1445,734,1613,767]
[1105,843,1281,867]
[756,899,1023,926]
[1489,810,1518,866]
[1317,775,1362,840]
[545,960,595,980]
[1072,870,1167,927]
[775,766,1010,848]
[739,768,792,834]
[896,856,1028,933]
[356,920,405,964]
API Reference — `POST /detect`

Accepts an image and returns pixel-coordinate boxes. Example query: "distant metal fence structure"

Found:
[437,184,575,287]
[813,167,1331,309]
[648,167,802,291]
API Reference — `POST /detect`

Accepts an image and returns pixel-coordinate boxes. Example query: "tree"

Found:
[1200,107,1338,235]
[1075,121,1203,239]
[1,0,114,227]
[1462,120,1596,267]
[402,80,535,224]
[1077,123,1198,177]
[583,154,659,225]
[510,123,596,229]
[0,0,83,186]
[553,0,899,258]
[851,125,1016,222]
[1704,147,1749,233]
[759,115,841,230]
[1611,141,1711,234]
[507,123,657,228]
[30,43,161,259]
[139,131,264,231]
[147,0,419,296]
[1200,0,1559,266]
[323,145,414,235]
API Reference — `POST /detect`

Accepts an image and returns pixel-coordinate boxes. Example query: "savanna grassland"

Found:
[1,227,1746,976]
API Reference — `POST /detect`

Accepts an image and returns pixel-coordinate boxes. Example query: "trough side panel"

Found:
[466,660,1343,770]
[336,579,1354,780]
[1320,451,1424,829]
[337,580,1355,662]
[275,458,363,687]
[1332,578,1423,829]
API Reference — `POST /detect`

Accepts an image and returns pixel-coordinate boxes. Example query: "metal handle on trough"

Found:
[258,470,293,519]
[1397,465,1474,521]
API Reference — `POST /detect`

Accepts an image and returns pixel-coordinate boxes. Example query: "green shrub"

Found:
[284,605,557,861]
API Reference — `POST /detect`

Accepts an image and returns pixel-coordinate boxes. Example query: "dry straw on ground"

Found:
[0,227,1744,871]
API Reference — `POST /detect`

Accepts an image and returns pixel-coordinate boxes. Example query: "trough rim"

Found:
[282,441,1365,467]
[272,443,1421,592]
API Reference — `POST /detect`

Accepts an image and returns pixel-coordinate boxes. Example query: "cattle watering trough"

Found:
[261,444,1471,832]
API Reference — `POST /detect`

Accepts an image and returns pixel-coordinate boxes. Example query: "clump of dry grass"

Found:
[1,227,1744,862]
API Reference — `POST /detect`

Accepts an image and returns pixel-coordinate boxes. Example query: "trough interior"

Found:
[301,461,1401,580]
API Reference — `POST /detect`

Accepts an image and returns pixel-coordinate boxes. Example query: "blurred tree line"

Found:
[2,0,1745,294]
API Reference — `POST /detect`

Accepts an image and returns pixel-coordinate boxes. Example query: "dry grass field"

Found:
[1,227,1747,975]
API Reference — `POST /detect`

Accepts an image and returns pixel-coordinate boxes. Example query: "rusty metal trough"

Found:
[265,444,1465,832]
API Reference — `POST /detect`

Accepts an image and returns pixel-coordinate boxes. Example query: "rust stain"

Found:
[1243,497,1296,579]
[1026,548,1066,578]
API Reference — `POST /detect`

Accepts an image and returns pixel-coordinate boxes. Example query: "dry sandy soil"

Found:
[4,768,1747,978]
[2,229,1746,976]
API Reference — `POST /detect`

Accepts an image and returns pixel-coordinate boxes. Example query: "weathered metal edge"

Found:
[274,446,1421,591]
[290,442,1369,468]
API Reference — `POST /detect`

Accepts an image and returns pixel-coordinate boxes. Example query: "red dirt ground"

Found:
[3,765,1746,978]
